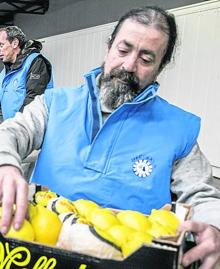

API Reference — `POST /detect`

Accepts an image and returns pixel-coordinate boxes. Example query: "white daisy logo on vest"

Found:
[133,159,153,177]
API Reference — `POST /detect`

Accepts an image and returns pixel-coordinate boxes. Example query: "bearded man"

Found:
[0,6,220,269]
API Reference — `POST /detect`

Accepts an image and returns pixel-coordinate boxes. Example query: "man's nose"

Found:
[122,55,137,72]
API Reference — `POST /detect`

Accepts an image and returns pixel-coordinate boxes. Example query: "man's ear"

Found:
[12,38,19,49]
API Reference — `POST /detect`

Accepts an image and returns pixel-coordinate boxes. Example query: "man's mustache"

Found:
[100,69,140,89]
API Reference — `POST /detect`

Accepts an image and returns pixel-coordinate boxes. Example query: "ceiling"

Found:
[0,0,49,27]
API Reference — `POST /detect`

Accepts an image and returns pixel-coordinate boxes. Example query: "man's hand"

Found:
[0,165,28,234]
[179,220,220,269]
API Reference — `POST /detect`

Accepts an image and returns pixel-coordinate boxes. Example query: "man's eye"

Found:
[118,48,128,55]
[141,57,153,64]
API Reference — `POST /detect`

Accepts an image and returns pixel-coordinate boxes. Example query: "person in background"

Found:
[0,26,54,178]
[0,26,53,123]
[0,6,219,269]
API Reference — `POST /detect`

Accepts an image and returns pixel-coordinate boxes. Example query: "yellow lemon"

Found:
[30,204,62,245]
[73,199,100,219]
[117,210,151,232]
[106,224,134,247]
[47,197,76,215]
[121,238,142,257]
[34,190,58,207]
[89,208,119,231]
[149,209,180,228]
[121,231,153,257]
[148,209,180,237]
[148,221,169,238]
[94,227,117,246]
[87,207,114,222]
[3,219,35,242]
[131,231,153,244]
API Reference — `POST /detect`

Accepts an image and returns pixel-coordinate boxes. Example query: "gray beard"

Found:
[98,69,141,111]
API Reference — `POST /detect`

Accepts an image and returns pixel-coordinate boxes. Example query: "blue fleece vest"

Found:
[31,67,200,214]
[0,52,53,120]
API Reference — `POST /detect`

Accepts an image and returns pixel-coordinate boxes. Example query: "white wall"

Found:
[40,23,115,88]
[40,0,220,177]
[159,0,220,177]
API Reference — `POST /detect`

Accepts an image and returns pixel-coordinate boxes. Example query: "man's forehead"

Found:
[115,19,166,41]
[0,31,8,41]
[114,19,168,53]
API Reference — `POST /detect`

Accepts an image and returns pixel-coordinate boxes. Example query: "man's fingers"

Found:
[182,240,219,268]
[14,181,28,229]
[1,175,16,234]
[181,222,220,269]
[198,254,220,269]
[179,220,208,234]
[182,240,208,266]
[0,167,28,234]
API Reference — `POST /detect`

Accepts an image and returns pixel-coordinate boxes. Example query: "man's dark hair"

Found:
[108,6,177,71]
[0,26,26,48]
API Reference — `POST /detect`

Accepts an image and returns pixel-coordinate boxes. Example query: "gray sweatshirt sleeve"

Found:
[0,94,48,172]
[171,143,220,228]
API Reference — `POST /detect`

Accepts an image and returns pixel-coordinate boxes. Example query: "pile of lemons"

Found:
[66,199,180,258]
[1,190,181,259]
[0,191,62,246]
